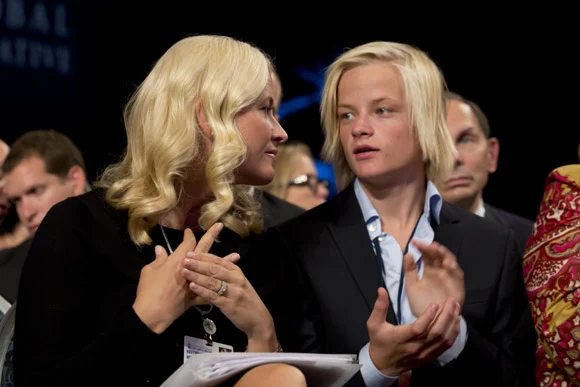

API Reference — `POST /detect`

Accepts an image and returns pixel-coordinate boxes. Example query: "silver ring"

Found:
[217,280,228,296]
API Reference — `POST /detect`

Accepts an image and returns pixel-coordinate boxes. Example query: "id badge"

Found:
[184,335,234,362]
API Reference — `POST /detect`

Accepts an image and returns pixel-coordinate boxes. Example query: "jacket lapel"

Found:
[325,184,398,324]
[433,202,464,263]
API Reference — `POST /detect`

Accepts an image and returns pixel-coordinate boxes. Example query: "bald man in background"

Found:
[436,92,536,387]
[436,92,533,255]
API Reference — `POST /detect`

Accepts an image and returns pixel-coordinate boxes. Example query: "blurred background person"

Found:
[436,92,537,385]
[0,139,30,251]
[0,129,89,305]
[436,91,533,255]
[262,141,329,210]
[0,130,90,387]
[0,139,9,226]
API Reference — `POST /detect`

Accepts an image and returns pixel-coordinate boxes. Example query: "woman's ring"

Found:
[217,280,227,296]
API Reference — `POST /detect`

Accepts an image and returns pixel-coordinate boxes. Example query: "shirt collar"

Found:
[354,178,442,226]
[474,198,486,217]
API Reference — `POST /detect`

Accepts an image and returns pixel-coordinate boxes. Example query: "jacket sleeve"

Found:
[417,230,535,387]
[244,226,324,355]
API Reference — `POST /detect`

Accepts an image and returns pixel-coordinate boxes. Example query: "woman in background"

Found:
[262,141,329,210]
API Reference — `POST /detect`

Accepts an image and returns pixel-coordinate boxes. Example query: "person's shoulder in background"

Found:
[255,190,305,231]
[484,202,533,254]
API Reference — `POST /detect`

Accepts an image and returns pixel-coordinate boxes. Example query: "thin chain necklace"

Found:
[159,224,218,343]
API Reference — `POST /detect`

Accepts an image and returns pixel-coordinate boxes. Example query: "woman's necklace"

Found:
[160,224,217,344]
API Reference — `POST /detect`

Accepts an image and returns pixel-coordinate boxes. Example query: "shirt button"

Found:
[368,224,376,232]
[378,236,385,242]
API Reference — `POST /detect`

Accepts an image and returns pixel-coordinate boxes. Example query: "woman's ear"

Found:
[195,102,212,139]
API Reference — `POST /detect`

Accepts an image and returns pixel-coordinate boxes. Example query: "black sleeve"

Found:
[427,230,535,387]
[13,198,171,387]
[244,226,324,354]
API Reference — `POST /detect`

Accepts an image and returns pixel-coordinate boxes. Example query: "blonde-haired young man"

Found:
[260,41,534,386]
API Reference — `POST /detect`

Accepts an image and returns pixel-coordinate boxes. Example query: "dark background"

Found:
[1,2,577,221]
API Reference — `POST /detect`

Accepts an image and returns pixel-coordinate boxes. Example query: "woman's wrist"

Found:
[246,328,279,352]
[132,302,169,334]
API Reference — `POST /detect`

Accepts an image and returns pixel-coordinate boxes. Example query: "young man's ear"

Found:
[487,137,499,173]
[195,102,212,139]
[66,165,87,196]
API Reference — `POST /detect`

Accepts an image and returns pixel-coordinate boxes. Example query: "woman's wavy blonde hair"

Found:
[261,141,314,200]
[96,35,271,245]
[320,41,455,190]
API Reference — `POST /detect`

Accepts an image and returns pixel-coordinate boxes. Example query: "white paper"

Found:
[160,352,361,387]
[183,336,234,363]
[0,294,11,315]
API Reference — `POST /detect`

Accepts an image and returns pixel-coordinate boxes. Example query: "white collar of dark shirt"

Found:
[474,197,486,217]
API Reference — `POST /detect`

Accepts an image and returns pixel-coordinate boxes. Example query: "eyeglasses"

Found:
[287,174,329,194]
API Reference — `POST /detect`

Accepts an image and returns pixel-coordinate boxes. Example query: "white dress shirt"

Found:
[474,198,486,218]
[354,179,467,386]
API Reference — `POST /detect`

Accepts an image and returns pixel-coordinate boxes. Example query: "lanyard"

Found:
[160,225,217,343]
[372,214,422,324]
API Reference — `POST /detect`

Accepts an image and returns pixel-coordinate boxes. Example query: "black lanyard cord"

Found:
[372,213,423,324]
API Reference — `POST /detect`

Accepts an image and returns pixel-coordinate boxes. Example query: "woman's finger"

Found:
[171,228,197,260]
[185,251,239,273]
[189,279,231,306]
[182,268,224,294]
[195,223,223,254]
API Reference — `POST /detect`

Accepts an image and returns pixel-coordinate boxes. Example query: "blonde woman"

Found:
[13,35,316,387]
[262,141,329,210]
[260,41,532,386]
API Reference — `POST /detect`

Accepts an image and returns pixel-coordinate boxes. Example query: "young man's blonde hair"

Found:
[320,41,455,190]
[97,35,271,245]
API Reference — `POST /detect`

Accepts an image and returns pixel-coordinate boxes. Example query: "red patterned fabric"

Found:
[524,165,580,387]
